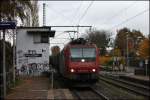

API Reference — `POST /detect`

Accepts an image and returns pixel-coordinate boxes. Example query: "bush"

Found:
[99,56,111,65]
[106,60,113,66]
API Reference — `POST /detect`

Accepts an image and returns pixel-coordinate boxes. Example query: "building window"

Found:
[33,34,41,43]
[33,34,49,43]
[41,34,49,43]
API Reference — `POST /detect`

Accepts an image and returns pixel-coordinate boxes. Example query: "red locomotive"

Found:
[50,38,100,86]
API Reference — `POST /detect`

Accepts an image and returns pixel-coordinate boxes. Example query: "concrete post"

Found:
[126,35,129,71]
[3,29,6,98]
[13,29,16,86]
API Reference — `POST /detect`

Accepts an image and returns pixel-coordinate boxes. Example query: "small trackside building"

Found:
[16,27,55,76]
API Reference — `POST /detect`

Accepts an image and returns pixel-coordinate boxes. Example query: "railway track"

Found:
[71,87,109,100]
[99,74,150,98]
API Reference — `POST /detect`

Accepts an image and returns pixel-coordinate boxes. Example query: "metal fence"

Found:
[0,67,14,99]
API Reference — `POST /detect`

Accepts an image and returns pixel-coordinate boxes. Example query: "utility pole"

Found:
[3,29,6,98]
[113,39,115,71]
[0,21,16,98]
[50,26,92,40]
[126,34,129,70]
[77,25,79,39]
[13,8,16,86]
[49,38,53,89]
[43,3,46,26]
[13,29,16,86]
[145,59,148,76]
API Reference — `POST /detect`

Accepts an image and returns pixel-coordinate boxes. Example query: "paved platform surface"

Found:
[127,75,149,81]
[100,66,149,81]
[6,77,50,99]
[6,77,74,99]
[100,71,149,81]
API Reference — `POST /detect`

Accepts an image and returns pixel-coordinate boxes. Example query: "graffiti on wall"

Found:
[17,49,49,76]
[20,63,49,76]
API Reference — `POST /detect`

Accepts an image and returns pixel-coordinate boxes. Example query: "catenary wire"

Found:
[109,8,149,31]
[77,0,94,25]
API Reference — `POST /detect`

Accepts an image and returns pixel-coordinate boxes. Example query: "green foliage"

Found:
[106,60,113,66]
[0,40,14,95]
[0,40,13,73]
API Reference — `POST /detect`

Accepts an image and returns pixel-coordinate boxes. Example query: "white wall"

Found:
[16,28,50,76]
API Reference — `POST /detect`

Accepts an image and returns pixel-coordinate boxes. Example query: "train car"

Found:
[58,38,100,85]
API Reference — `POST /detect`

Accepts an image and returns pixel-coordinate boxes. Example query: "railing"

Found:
[0,67,14,99]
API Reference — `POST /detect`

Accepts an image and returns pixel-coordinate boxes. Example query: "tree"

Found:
[115,27,145,57]
[0,40,13,94]
[51,46,60,56]
[114,48,121,56]
[137,38,150,59]
[31,1,39,27]
[0,0,33,22]
[85,28,111,56]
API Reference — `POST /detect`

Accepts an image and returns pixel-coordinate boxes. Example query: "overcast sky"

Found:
[37,1,149,51]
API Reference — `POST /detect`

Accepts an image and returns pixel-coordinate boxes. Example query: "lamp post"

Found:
[113,39,115,71]
[136,36,142,48]
[3,30,6,98]
[126,34,129,70]
[109,37,115,71]
[145,59,148,76]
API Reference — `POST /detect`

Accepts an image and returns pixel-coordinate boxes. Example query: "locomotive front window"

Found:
[70,48,96,59]
[70,48,82,58]
[83,48,96,58]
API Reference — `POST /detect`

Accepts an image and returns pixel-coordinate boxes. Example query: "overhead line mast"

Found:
[43,3,46,26]
[50,25,92,39]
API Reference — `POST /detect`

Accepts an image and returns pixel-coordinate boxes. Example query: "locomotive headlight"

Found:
[92,69,96,72]
[81,59,85,62]
[70,69,74,72]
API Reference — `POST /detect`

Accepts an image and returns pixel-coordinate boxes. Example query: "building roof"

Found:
[17,26,55,37]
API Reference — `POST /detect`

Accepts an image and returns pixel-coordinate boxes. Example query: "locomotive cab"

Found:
[59,38,99,83]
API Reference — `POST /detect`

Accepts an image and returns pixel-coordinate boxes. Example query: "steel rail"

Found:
[71,90,82,100]
[100,74,150,91]
[99,75,150,97]
[90,87,109,100]
[71,88,109,100]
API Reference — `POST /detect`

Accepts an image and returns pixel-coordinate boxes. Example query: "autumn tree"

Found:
[138,38,150,59]
[115,27,145,57]
[113,47,121,56]
[51,46,60,56]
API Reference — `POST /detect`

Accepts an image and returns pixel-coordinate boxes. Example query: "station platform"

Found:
[100,66,149,86]
[5,76,74,99]
[100,66,149,81]
[127,75,149,81]
[6,77,50,99]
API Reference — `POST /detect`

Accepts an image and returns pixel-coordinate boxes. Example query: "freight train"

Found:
[50,38,100,86]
